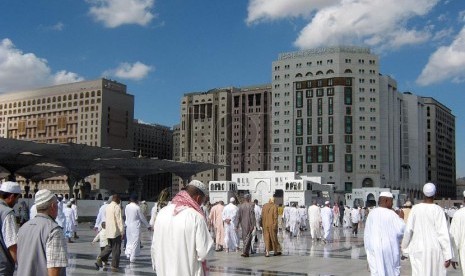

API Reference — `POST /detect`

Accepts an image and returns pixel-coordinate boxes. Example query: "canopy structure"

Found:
[0,137,226,199]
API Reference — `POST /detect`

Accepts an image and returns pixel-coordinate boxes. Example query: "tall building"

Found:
[178,88,234,187]
[177,85,273,189]
[171,124,181,193]
[0,78,134,194]
[271,46,430,197]
[231,85,272,173]
[133,119,173,200]
[423,97,456,198]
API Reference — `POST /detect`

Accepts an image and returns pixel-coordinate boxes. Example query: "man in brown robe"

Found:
[236,194,256,257]
[209,201,225,251]
[261,197,282,257]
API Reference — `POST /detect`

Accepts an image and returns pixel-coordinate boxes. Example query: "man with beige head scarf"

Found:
[261,197,281,257]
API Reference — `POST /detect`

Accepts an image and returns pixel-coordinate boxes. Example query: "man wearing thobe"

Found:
[298,205,308,231]
[288,203,300,237]
[124,195,152,262]
[332,203,340,227]
[63,202,76,243]
[320,201,333,243]
[343,206,351,228]
[222,197,239,252]
[236,194,256,257]
[94,198,110,231]
[364,192,405,276]
[261,197,281,257]
[70,198,79,239]
[55,194,66,229]
[152,180,213,276]
[209,201,225,251]
[283,203,291,232]
[401,183,454,276]
[351,205,360,236]
[308,201,321,241]
[449,191,465,274]
[400,201,412,223]
[252,199,262,252]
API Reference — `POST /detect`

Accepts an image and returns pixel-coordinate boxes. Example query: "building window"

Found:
[296,90,303,108]
[296,156,303,173]
[296,137,303,145]
[327,88,334,96]
[296,119,303,136]
[306,89,313,98]
[344,87,352,105]
[318,164,323,172]
[307,119,312,134]
[307,99,312,116]
[316,89,324,97]
[345,116,352,134]
[328,97,333,115]
[345,154,353,172]
[317,98,323,116]
[328,117,333,134]
[317,117,323,134]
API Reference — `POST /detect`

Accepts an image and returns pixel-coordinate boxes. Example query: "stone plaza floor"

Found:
[58,223,462,275]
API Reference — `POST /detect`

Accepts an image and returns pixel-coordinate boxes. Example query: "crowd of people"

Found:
[2,179,465,276]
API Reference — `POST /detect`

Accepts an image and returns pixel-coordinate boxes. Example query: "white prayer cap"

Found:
[187,180,208,196]
[0,181,21,194]
[230,197,235,203]
[35,189,56,208]
[70,198,76,203]
[404,201,412,207]
[379,191,393,198]
[325,201,330,205]
[423,182,436,197]
[57,194,63,198]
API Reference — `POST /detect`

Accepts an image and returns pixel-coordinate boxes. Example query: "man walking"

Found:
[351,205,361,236]
[402,183,454,275]
[236,194,256,257]
[252,199,262,253]
[70,198,79,239]
[17,189,68,276]
[321,201,333,243]
[152,180,213,276]
[364,192,405,276]
[308,200,321,242]
[261,197,281,257]
[0,181,21,276]
[222,197,239,252]
[124,194,151,262]
[450,191,465,275]
[209,201,225,251]
[96,194,124,272]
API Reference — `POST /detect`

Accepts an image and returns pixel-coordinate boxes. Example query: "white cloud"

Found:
[103,62,153,80]
[247,0,439,50]
[87,0,155,28]
[417,26,465,86]
[246,0,338,24]
[0,38,83,93]
[39,22,65,31]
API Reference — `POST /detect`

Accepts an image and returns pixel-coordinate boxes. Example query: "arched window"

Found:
[305,72,313,76]
[295,73,303,78]
[344,69,352,73]
[326,69,334,74]
[316,71,323,75]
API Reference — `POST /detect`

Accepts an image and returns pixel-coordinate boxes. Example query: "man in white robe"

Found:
[125,195,151,262]
[63,202,76,243]
[55,194,66,229]
[288,203,300,237]
[152,180,213,276]
[222,197,239,252]
[401,183,454,276]
[94,198,110,231]
[70,198,79,239]
[364,192,405,276]
[308,201,321,241]
[320,201,333,243]
[449,191,465,274]
[283,203,291,231]
[298,206,307,231]
[351,206,360,236]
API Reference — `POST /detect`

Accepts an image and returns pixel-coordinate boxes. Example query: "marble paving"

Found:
[30,223,462,275]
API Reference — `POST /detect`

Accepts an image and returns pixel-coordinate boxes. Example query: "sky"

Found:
[0,0,464,177]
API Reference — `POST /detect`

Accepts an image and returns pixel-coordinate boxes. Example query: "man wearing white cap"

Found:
[320,201,333,243]
[17,189,67,276]
[222,197,239,252]
[364,191,405,276]
[152,180,213,276]
[308,200,322,242]
[450,190,465,275]
[0,181,21,275]
[401,182,455,275]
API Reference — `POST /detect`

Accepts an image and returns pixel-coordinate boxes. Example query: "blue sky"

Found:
[0,0,464,177]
